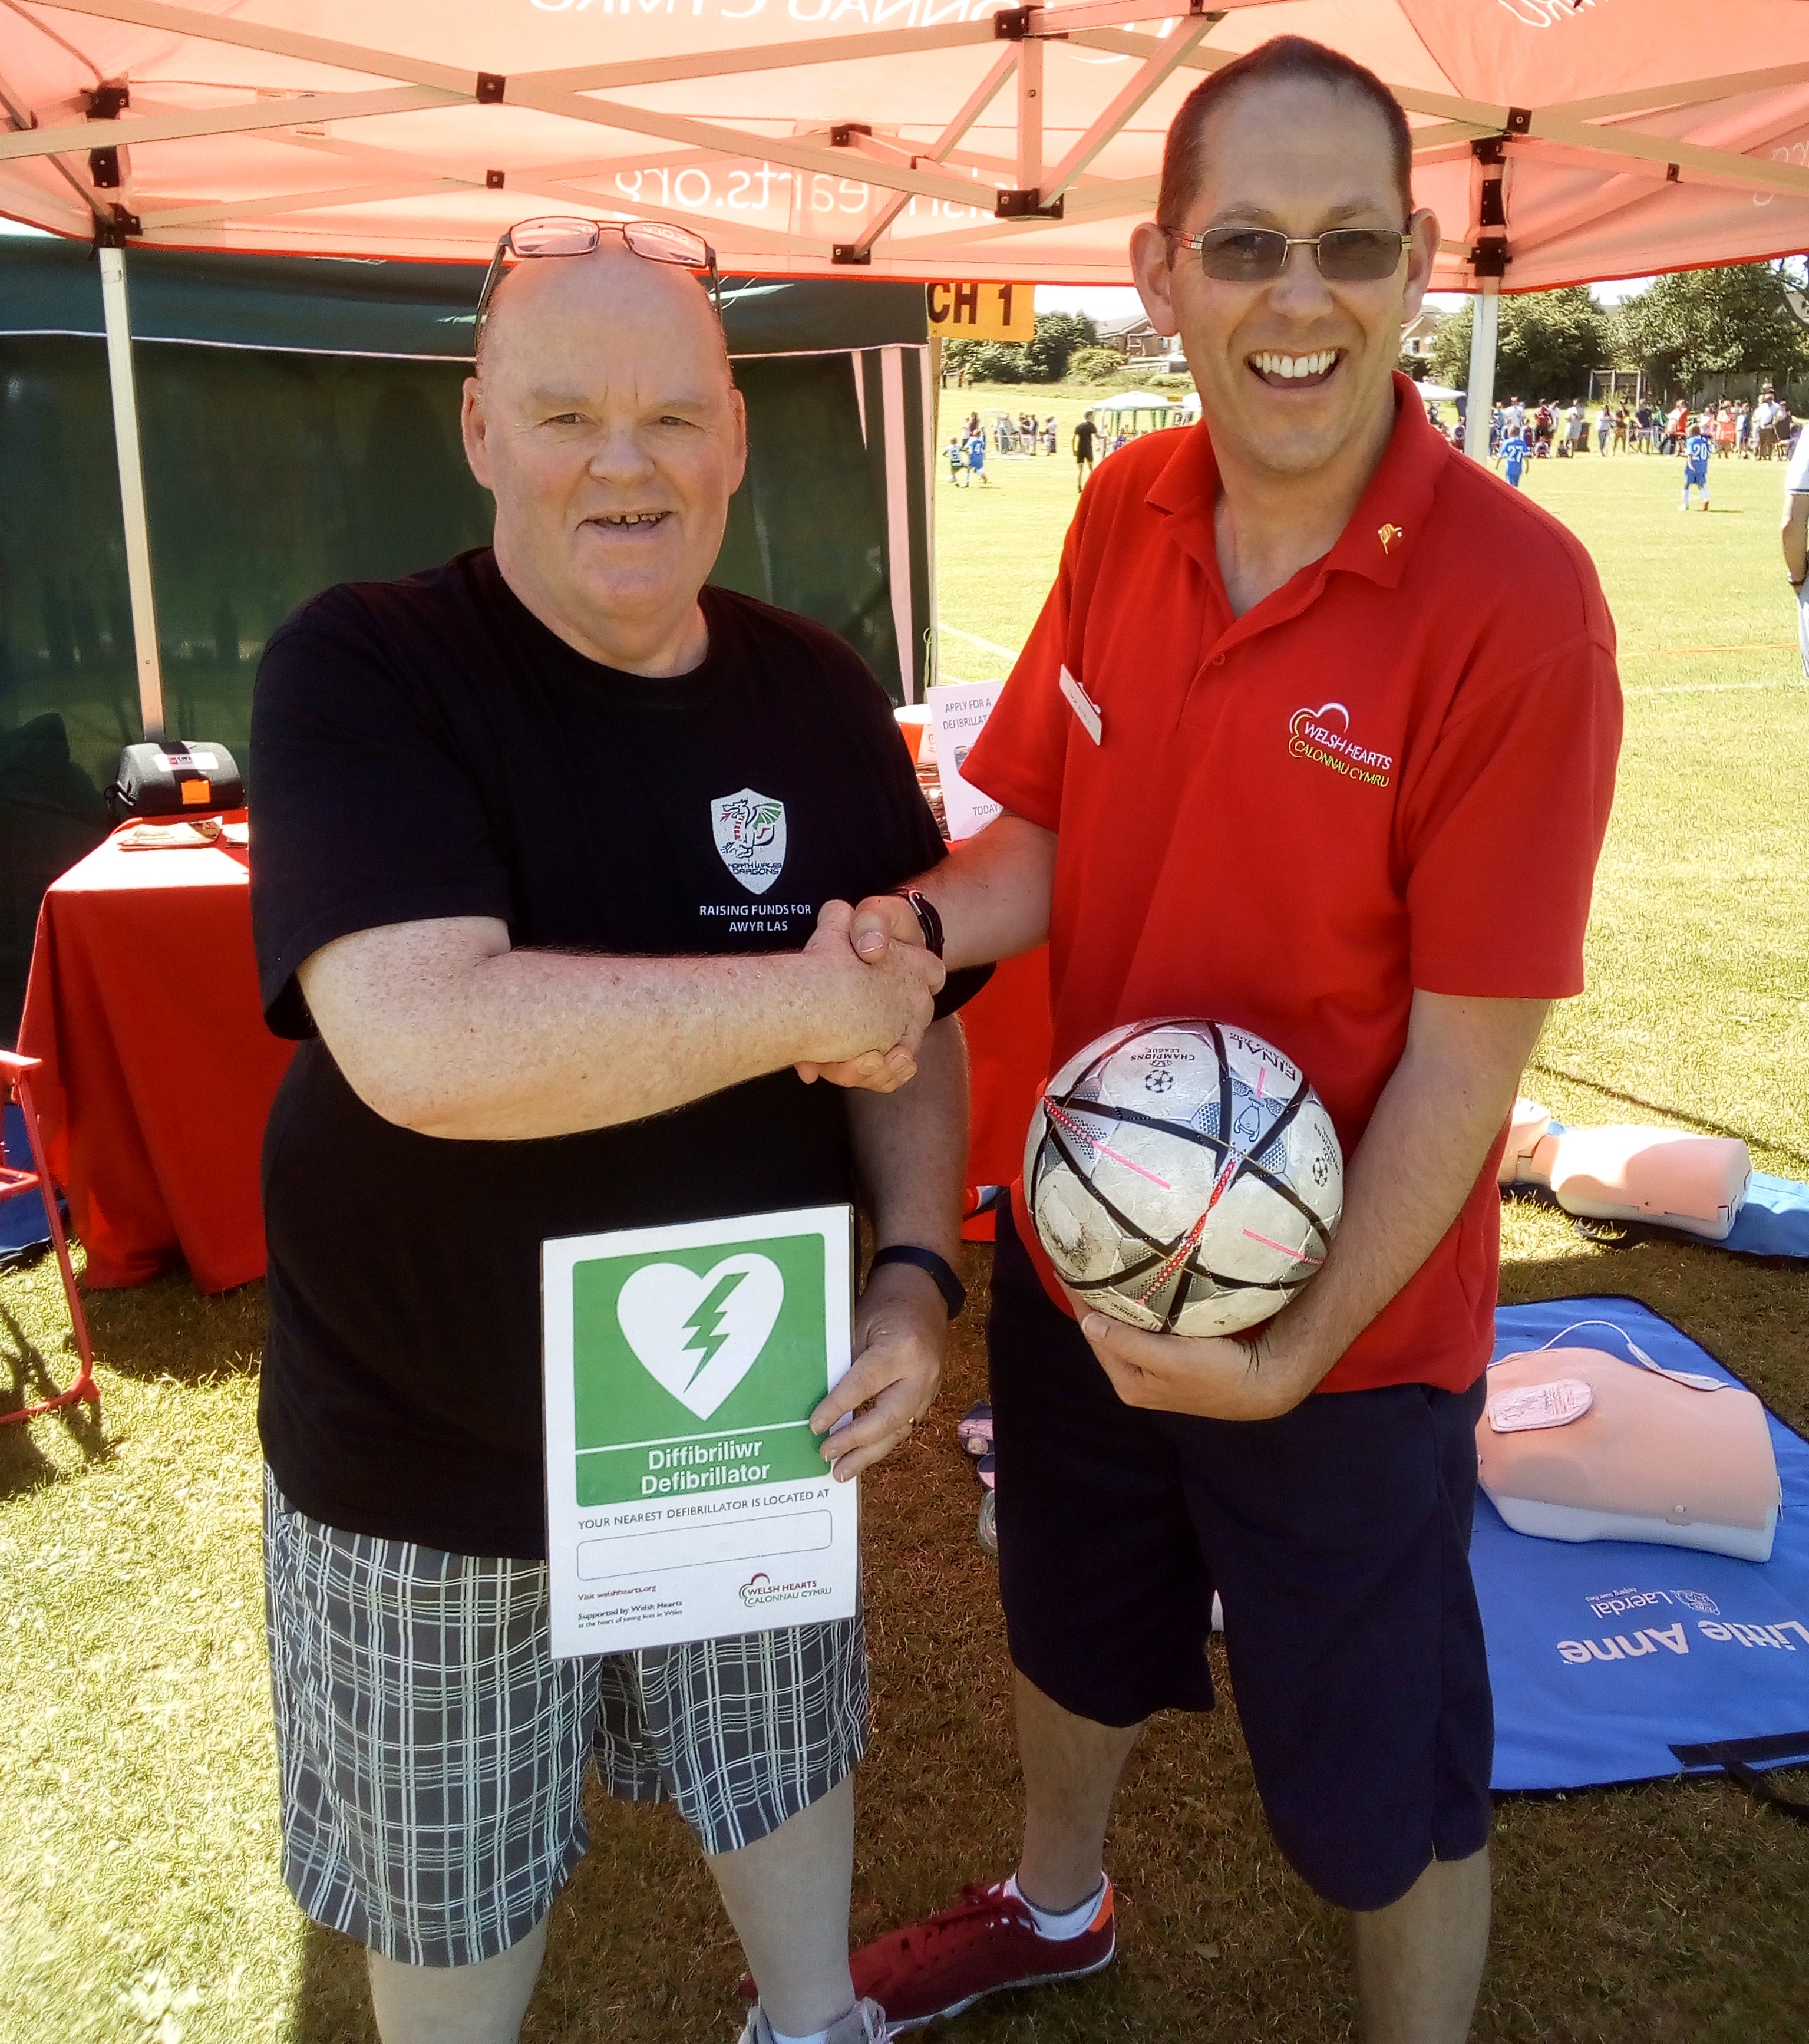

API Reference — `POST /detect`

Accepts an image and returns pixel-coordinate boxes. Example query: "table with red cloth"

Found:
[16,828,1051,1288]
[17,823,293,1292]
[956,947,1051,1239]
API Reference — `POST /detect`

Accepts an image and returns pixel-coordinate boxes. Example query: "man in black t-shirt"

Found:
[1071,410,1099,491]
[251,235,975,2044]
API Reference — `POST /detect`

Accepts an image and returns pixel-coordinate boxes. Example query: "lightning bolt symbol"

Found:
[678,1271,745,1389]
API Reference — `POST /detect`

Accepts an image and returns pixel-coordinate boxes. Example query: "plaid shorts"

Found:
[263,1470,867,1966]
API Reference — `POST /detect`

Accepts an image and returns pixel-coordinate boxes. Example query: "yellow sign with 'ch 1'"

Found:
[927,281,1036,343]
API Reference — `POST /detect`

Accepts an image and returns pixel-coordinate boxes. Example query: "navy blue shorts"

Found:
[988,1205,1494,1913]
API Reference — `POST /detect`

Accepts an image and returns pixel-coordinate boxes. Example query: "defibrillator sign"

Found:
[927,281,1036,342]
[542,1204,858,1656]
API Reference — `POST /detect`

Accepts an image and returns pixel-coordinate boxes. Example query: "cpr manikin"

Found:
[1498,1098,1752,1242]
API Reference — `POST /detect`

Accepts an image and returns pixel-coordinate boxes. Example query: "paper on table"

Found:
[542,1204,857,1657]
[928,680,1004,841]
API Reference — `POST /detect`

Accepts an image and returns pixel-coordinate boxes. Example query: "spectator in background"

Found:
[1755,388,1778,459]
[1734,400,1752,457]
[1663,398,1688,455]
[1716,403,1738,457]
[1635,398,1654,452]
[1045,414,1059,455]
[1072,409,1099,492]
[1780,410,1809,676]
[1596,404,1611,455]
[1612,405,1629,455]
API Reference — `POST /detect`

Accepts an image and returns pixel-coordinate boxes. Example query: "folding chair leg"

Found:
[1,1072,98,1426]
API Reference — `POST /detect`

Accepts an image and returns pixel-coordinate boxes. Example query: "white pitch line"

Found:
[938,621,1021,662]
[1624,678,1802,698]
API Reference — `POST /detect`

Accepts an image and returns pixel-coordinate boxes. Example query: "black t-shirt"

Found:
[250,551,983,1560]
[1074,420,1097,459]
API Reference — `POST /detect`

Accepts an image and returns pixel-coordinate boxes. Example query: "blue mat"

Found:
[1726,1173,1809,1258]
[1479,1298,1809,1795]
[0,1102,55,1262]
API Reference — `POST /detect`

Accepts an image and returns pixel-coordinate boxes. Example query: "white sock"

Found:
[767,2016,843,2044]
[1006,1871,1107,1940]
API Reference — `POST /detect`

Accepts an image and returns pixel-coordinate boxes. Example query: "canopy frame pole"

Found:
[851,45,1018,258]
[98,242,164,741]
[1017,36,1044,194]
[1463,279,1500,464]
[879,346,916,704]
[1040,14,1214,205]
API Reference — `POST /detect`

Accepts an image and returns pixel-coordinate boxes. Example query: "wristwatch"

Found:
[868,1243,967,1319]
[889,888,945,958]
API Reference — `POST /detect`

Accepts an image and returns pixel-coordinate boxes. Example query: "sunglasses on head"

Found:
[1166,223,1414,284]
[474,216,722,344]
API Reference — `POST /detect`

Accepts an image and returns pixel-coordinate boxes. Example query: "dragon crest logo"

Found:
[712,788,787,895]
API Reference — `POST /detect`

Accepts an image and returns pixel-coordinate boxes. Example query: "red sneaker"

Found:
[849,1877,1115,2033]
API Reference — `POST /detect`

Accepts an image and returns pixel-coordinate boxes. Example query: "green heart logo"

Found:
[615,1254,785,1420]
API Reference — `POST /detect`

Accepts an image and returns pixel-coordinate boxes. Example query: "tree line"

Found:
[943,312,1103,384]
[1424,262,1809,401]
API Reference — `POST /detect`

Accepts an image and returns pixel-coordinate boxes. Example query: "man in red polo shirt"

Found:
[821,34,1620,2043]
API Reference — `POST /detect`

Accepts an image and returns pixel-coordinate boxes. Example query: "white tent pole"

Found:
[918,344,937,694]
[1463,278,1500,463]
[98,243,165,741]
[879,346,916,705]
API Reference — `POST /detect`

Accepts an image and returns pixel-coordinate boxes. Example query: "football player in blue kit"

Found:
[1681,418,1714,510]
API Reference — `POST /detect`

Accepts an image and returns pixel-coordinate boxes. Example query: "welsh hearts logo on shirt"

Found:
[712,788,788,895]
[1286,701,1395,790]
[616,1254,786,1420]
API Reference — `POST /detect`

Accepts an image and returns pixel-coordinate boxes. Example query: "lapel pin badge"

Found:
[1377,523,1402,553]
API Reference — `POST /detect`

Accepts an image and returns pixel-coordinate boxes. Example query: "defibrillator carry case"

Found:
[108,740,243,822]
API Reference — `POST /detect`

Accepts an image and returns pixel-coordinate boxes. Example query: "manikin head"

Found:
[1128,40,1438,487]
[461,241,745,674]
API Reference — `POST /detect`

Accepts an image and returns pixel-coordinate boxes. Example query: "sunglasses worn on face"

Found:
[1167,224,1412,284]
[474,216,722,342]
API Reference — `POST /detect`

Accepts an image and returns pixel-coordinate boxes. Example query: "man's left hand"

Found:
[1071,1297,1326,1423]
[810,1260,948,1481]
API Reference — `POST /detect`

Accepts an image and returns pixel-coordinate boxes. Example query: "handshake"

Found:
[797,894,944,1093]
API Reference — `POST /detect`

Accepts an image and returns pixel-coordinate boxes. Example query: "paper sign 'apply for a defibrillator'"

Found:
[926,281,1036,343]
[542,1205,857,1657]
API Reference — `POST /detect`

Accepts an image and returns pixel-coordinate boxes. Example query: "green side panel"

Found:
[714,352,897,698]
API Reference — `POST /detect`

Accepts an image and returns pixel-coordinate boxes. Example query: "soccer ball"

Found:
[1024,1018,1343,1338]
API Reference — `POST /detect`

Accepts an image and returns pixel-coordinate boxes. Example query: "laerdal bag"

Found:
[1477,1321,1781,1563]
[108,740,244,822]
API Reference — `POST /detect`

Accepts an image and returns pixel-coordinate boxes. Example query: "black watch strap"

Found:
[890,888,945,958]
[868,1244,967,1319]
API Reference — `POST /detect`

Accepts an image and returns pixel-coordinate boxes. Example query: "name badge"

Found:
[1059,665,1102,745]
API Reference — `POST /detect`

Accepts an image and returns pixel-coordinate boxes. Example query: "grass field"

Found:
[4,398,1808,2044]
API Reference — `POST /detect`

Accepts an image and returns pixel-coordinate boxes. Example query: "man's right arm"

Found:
[853,812,1057,973]
[300,899,942,1141]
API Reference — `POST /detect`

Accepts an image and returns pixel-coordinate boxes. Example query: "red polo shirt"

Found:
[962,375,1622,1395]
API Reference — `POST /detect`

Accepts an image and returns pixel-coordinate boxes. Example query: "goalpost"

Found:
[1588,368,1644,407]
